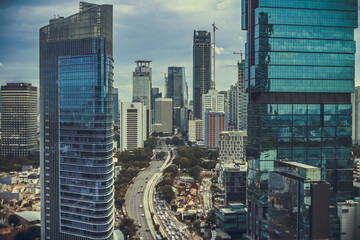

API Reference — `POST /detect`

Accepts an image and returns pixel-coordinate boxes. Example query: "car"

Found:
[142,214,145,217]
[146,228,150,232]
[138,224,142,228]
[139,204,143,208]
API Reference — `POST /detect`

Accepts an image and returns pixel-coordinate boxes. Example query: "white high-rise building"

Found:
[219,131,247,164]
[202,89,225,139]
[188,119,203,142]
[120,102,147,151]
[352,86,360,145]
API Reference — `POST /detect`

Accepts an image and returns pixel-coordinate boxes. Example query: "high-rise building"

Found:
[352,86,360,145]
[222,163,247,205]
[40,2,114,239]
[188,119,203,142]
[151,88,162,124]
[228,85,238,130]
[119,102,146,151]
[237,60,247,131]
[202,89,225,139]
[153,98,173,134]
[337,200,360,240]
[204,110,228,148]
[268,161,330,240]
[193,30,211,120]
[219,131,247,164]
[113,87,119,123]
[167,67,188,131]
[133,60,152,134]
[0,83,37,157]
[242,1,358,238]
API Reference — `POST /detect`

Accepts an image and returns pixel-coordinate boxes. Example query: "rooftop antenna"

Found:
[212,22,219,90]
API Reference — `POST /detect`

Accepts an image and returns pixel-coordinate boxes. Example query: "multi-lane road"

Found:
[124,156,164,239]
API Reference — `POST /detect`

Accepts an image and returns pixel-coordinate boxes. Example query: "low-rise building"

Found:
[221,163,247,205]
[215,203,247,235]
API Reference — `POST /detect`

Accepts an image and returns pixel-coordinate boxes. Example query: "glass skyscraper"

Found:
[193,30,211,120]
[168,66,188,131]
[242,0,358,239]
[40,2,114,239]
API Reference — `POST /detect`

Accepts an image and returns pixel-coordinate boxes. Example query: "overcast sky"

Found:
[0,0,359,102]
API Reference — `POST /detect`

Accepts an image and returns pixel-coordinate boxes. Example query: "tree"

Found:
[14,226,40,240]
[165,138,172,145]
[172,136,183,146]
[164,165,179,177]
[8,214,21,227]
[206,209,216,225]
[119,215,138,239]
[145,137,157,149]
[158,185,175,203]
[188,165,202,181]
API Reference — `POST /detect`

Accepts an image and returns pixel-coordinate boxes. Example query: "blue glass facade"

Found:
[242,0,358,239]
[193,30,211,119]
[113,88,119,123]
[40,3,114,240]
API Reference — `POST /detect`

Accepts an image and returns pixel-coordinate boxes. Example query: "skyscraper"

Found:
[153,98,173,134]
[167,66,188,131]
[40,2,114,239]
[237,60,247,131]
[227,85,238,130]
[120,102,147,151]
[133,60,152,135]
[193,30,211,120]
[242,1,358,239]
[204,110,228,148]
[113,87,120,123]
[151,88,162,124]
[0,83,37,157]
[352,86,360,145]
[202,89,225,139]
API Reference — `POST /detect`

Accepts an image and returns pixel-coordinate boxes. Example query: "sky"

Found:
[0,0,359,103]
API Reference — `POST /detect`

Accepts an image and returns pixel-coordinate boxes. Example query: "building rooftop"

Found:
[276,160,318,169]
[16,211,40,222]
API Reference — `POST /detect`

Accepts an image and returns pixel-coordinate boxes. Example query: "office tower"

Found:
[337,200,360,240]
[113,88,119,123]
[153,98,173,133]
[0,83,37,157]
[222,163,247,205]
[268,161,330,240]
[133,60,152,134]
[204,110,228,148]
[228,85,238,130]
[219,131,247,164]
[188,119,203,142]
[352,86,360,145]
[202,89,225,123]
[151,88,162,124]
[40,2,114,239]
[193,30,211,119]
[237,60,247,131]
[119,102,146,151]
[242,1,358,238]
[167,67,189,132]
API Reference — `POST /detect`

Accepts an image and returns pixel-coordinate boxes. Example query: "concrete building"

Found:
[219,131,247,164]
[227,85,238,130]
[153,98,173,134]
[188,120,203,142]
[40,2,115,239]
[133,60,152,134]
[215,203,247,236]
[204,110,228,148]
[202,89,225,139]
[120,102,147,151]
[193,30,211,120]
[268,161,330,240]
[337,200,360,240]
[352,86,360,145]
[151,88,162,124]
[237,60,247,131]
[1,83,37,157]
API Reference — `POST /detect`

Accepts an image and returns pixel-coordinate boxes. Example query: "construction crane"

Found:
[233,50,244,61]
[161,72,168,97]
[212,22,219,90]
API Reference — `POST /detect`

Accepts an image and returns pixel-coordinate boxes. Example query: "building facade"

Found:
[237,60,247,131]
[113,88,119,123]
[219,131,247,164]
[222,163,247,205]
[193,30,211,120]
[153,98,173,134]
[188,120,203,142]
[40,2,114,239]
[151,88,162,124]
[204,110,228,148]
[215,203,247,236]
[242,1,358,238]
[133,60,152,134]
[119,102,146,151]
[337,200,360,240]
[268,161,330,240]
[352,86,360,145]
[167,67,188,132]
[0,83,37,157]
[228,85,238,130]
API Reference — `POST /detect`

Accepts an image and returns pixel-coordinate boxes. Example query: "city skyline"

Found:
[4,0,360,103]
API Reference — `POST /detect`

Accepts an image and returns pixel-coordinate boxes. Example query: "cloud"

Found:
[0,62,3,67]
[215,46,225,55]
